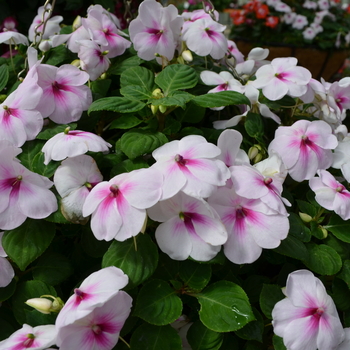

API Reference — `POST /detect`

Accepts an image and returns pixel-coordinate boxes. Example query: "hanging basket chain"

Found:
[123,0,133,24]
[202,0,216,21]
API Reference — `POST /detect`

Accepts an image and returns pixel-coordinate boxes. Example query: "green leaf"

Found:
[272,335,287,350]
[102,234,158,289]
[120,85,153,100]
[120,129,168,159]
[245,112,264,139]
[332,278,350,311]
[37,123,77,140]
[235,308,264,342]
[31,151,60,178]
[134,279,182,325]
[110,158,149,177]
[3,220,56,271]
[0,279,16,302]
[155,64,198,95]
[163,116,182,136]
[296,200,317,217]
[11,280,56,325]
[110,115,143,129]
[88,97,145,114]
[193,91,250,108]
[288,213,311,242]
[174,101,206,123]
[326,214,350,243]
[32,252,73,286]
[44,45,73,66]
[0,64,9,92]
[130,324,182,350]
[109,55,144,75]
[17,140,45,172]
[337,260,350,288]
[150,91,194,109]
[91,79,112,98]
[187,320,224,350]
[196,280,255,332]
[303,243,342,275]
[273,235,308,261]
[120,66,154,91]
[179,260,212,291]
[259,284,285,319]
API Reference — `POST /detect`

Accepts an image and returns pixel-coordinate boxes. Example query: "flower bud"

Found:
[182,50,193,62]
[151,104,159,115]
[159,105,167,113]
[248,145,262,160]
[73,15,82,31]
[70,59,81,68]
[38,40,51,52]
[25,298,53,314]
[321,227,328,239]
[299,212,312,223]
[152,88,163,99]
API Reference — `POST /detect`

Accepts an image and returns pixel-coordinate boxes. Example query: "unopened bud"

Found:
[152,88,163,99]
[38,40,51,52]
[321,227,328,239]
[182,50,193,62]
[70,59,81,68]
[25,295,64,314]
[100,73,107,80]
[299,212,312,223]
[73,16,82,31]
[248,145,262,160]
[151,104,159,115]
[159,105,167,113]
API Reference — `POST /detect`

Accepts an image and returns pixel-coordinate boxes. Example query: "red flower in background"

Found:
[255,4,269,19]
[265,16,279,28]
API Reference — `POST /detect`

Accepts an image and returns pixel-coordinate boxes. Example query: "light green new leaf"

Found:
[193,91,250,108]
[88,97,145,114]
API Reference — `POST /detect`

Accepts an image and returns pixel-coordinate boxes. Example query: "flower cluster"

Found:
[227,0,350,50]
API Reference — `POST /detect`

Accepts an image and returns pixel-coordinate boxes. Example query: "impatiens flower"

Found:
[200,71,244,93]
[129,0,183,61]
[0,153,57,230]
[54,155,103,224]
[82,168,162,241]
[337,328,350,350]
[147,191,227,261]
[56,292,132,350]
[0,324,56,350]
[268,119,338,181]
[0,69,43,147]
[292,14,308,29]
[272,269,344,350]
[42,128,111,165]
[151,135,230,200]
[309,169,350,220]
[252,57,312,101]
[332,135,350,182]
[182,17,228,59]
[55,266,129,329]
[28,4,63,42]
[0,30,28,45]
[0,231,14,288]
[33,63,92,124]
[208,186,289,264]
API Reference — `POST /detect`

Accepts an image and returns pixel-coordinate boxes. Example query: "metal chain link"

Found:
[123,0,133,24]
[202,0,216,21]
[17,0,56,80]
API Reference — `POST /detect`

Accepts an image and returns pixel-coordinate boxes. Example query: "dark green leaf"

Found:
[193,91,250,108]
[155,64,198,94]
[3,220,56,271]
[272,335,287,350]
[120,85,153,100]
[332,278,350,311]
[110,158,149,177]
[0,64,9,92]
[235,308,264,342]
[91,79,112,98]
[11,280,56,325]
[174,101,206,123]
[110,115,143,129]
[245,112,264,139]
[150,91,194,109]
[303,243,342,275]
[130,323,182,350]
[337,260,350,288]
[288,213,311,242]
[134,279,182,325]
[179,260,211,291]
[273,235,308,261]
[102,234,158,289]
[296,200,317,217]
[32,252,73,285]
[17,140,45,171]
[120,129,168,159]
[88,97,145,114]
[109,55,144,75]
[196,280,255,332]
[326,214,350,243]
[0,279,16,302]
[120,66,154,91]
[259,284,285,319]
[31,151,60,178]
[187,320,224,350]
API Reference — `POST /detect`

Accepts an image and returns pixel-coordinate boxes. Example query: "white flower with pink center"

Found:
[33,63,92,124]
[272,269,344,350]
[129,0,183,61]
[252,57,312,101]
[56,292,132,350]
[82,168,162,241]
[268,119,338,181]
[151,135,230,200]
[0,154,57,230]
[42,128,111,165]
[309,169,350,220]
[208,187,289,264]
[0,324,56,350]
[55,266,129,329]
[182,17,228,59]
[148,191,227,261]
[0,231,14,288]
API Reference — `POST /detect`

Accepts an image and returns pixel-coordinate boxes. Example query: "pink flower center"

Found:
[175,154,187,166]
[312,307,324,320]
[74,288,85,299]
[336,185,345,193]
[301,134,312,146]
[109,184,120,197]
[264,177,273,186]
[23,333,35,348]
[10,175,22,190]
[91,324,102,335]
[236,207,248,219]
